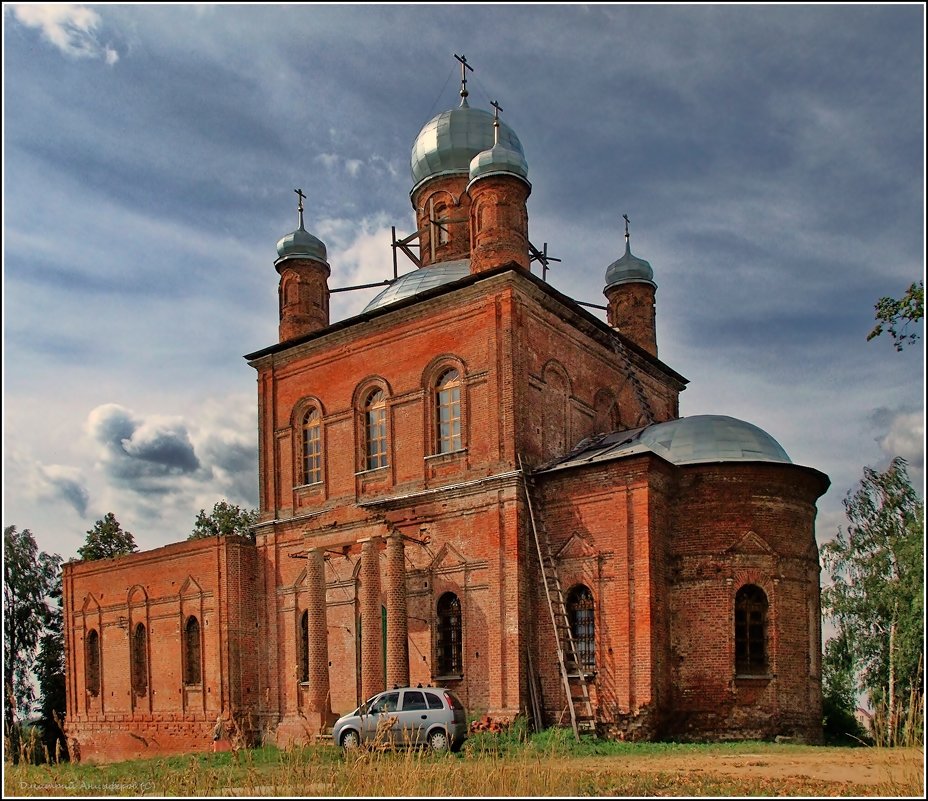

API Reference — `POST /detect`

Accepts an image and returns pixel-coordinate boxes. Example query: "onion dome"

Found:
[605,240,654,289]
[275,189,327,267]
[410,100,525,194]
[468,100,529,187]
[362,259,471,312]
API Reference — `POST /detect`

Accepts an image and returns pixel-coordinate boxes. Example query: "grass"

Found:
[4,733,924,797]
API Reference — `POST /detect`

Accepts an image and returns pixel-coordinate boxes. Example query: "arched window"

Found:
[132,623,148,695]
[364,389,388,470]
[184,616,201,685]
[436,592,462,676]
[85,629,101,697]
[302,407,322,485]
[735,584,769,675]
[299,610,309,683]
[435,369,462,454]
[566,585,596,673]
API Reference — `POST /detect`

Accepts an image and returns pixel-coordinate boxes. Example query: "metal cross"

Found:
[490,100,504,121]
[454,53,473,99]
[623,213,630,241]
[295,188,306,227]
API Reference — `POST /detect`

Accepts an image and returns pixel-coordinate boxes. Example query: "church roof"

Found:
[542,414,793,473]
[362,260,472,312]
[410,101,525,194]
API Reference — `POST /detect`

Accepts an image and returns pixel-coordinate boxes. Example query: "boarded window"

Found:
[85,629,101,697]
[299,610,309,683]
[132,623,148,695]
[184,616,201,685]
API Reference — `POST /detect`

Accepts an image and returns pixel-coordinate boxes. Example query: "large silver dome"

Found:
[411,101,524,193]
[546,414,793,472]
[362,260,471,313]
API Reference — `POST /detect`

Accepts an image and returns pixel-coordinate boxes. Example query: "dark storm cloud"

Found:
[87,404,201,488]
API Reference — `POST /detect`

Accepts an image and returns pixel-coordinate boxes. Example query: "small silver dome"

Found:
[468,141,530,186]
[411,101,524,193]
[605,241,653,289]
[362,260,471,312]
[275,224,327,265]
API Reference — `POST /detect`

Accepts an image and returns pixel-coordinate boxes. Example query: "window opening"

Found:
[735,584,768,674]
[365,389,388,470]
[567,585,596,673]
[303,408,322,484]
[436,369,462,453]
[436,592,463,675]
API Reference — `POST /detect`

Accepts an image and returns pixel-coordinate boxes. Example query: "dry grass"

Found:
[3,738,924,797]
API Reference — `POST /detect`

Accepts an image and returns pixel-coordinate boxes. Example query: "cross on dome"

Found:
[295,188,307,229]
[454,53,473,105]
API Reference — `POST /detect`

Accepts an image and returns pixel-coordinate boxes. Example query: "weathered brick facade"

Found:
[62,84,829,762]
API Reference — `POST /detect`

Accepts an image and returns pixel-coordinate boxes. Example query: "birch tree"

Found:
[821,457,924,744]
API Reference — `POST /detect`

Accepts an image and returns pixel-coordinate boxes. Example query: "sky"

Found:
[3,3,925,569]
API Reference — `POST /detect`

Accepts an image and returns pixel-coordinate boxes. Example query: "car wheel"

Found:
[428,729,449,752]
[341,729,361,750]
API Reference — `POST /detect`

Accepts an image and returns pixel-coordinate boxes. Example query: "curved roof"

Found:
[275,224,327,265]
[605,241,653,289]
[544,414,793,472]
[361,260,471,313]
[468,140,530,186]
[411,102,524,193]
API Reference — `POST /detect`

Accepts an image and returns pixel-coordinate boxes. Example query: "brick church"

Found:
[62,63,830,762]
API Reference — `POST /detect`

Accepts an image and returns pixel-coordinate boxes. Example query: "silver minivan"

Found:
[331,686,468,752]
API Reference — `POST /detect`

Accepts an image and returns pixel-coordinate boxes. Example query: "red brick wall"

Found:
[63,536,259,763]
[666,463,828,741]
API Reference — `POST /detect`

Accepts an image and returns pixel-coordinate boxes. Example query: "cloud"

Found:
[3,450,90,516]
[86,403,201,491]
[8,4,119,63]
[877,410,924,472]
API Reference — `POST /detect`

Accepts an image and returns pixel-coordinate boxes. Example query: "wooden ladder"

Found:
[519,455,596,740]
[610,335,655,426]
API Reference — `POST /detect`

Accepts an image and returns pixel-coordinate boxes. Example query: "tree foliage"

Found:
[34,572,68,762]
[189,500,258,541]
[867,280,924,351]
[821,457,924,744]
[3,526,61,761]
[77,513,137,561]
[821,633,867,744]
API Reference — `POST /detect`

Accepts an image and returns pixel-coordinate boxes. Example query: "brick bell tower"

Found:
[275,188,330,342]
[466,100,531,274]
[603,215,658,356]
